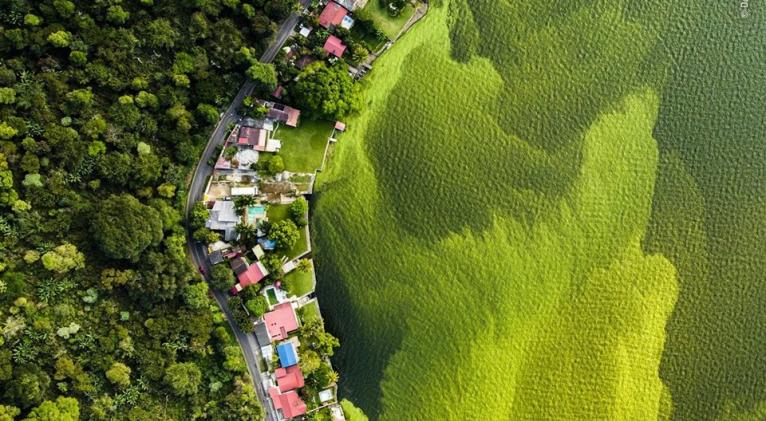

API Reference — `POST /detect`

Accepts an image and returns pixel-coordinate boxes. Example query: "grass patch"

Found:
[357,1,416,40]
[267,204,309,259]
[299,300,322,323]
[273,119,333,173]
[266,288,279,306]
[283,264,315,297]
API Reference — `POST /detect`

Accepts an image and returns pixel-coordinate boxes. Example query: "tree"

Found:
[0,153,18,206]
[0,88,15,105]
[5,366,50,409]
[193,227,220,244]
[245,62,277,94]
[268,155,284,174]
[144,19,179,49]
[100,268,138,289]
[0,405,20,421]
[0,123,17,140]
[47,31,72,48]
[301,318,340,358]
[189,202,209,230]
[183,282,209,310]
[164,362,201,396]
[269,220,300,251]
[291,62,361,120]
[41,243,85,273]
[92,194,163,261]
[244,296,268,318]
[196,103,219,124]
[105,362,131,388]
[209,263,234,290]
[289,197,308,226]
[23,397,79,421]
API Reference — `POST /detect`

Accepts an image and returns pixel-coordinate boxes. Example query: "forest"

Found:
[0,0,296,418]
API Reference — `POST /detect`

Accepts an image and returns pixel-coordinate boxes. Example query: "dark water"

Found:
[644,2,766,419]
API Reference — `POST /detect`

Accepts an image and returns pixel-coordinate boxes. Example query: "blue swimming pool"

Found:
[247,205,266,223]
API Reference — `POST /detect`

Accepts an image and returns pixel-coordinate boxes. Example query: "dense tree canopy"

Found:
[0,0,281,416]
[269,219,300,250]
[91,194,163,261]
[290,62,361,120]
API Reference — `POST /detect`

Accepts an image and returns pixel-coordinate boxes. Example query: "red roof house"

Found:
[238,127,268,150]
[318,1,348,28]
[263,303,299,341]
[269,387,307,420]
[276,365,305,392]
[334,121,346,131]
[237,262,269,287]
[323,35,347,58]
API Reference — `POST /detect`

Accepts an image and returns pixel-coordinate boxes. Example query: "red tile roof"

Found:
[238,127,268,150]
[269,387,307,420]
[263,303,299,341]
[318,1,348,28]
[334,121,346,131]
[272,85,284,99]
[237,262,268,287]
[275,364,305,392]
[323,35,347,58]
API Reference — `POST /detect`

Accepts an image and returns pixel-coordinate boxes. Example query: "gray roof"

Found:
[254,321,271,347]
[208,250,224,265]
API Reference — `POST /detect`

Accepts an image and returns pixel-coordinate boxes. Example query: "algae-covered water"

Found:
[313,1,766,419]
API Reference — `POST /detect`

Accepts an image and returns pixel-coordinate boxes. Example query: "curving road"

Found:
[185,2,310,420]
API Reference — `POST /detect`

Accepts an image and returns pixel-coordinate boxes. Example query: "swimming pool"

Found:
[247,205,266,224]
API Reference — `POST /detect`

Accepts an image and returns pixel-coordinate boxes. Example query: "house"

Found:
[277,342,299,367]
[254,321,274,361]
[252,244,266,260]
[272,85,284,99]
[208,250,224,265]
[239,127,268,149]
[231,186,257,196]
[318,1,348,28]
[323,35,347,58]
[237,261,269,287]
[242,118,274,131]
[335,121,346,131]
[269,387,307,420]
[267,105,301,127]
[340,15,355,30]
[230,256,249,275]
[336,0,367,11]
[206,201,239,241]
[299,25,312,37]
[263,302,299,341]
[275,364,304,392]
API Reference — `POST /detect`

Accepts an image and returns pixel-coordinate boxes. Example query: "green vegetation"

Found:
[298,300,322,323]
[283,262,314,297]
[311,0,766,419]
[289,62,361,120]
[267,204,309,258]
[273,119,332,173]
[357,1,416,40]
[0,0,295,416]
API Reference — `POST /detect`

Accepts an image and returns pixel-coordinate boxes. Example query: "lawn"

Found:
[273,119,333,173]
[267,203,309,259]
[311,1,700,420]
[357,1,415,40]
[298,300,322,323]
[283,263,315,297]
[266,288,279,306]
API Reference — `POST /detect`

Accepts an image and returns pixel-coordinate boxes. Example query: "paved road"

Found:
[184,3,310,420]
